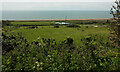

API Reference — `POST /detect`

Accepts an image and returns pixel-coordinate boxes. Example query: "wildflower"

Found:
[38,43,41,46]
[67,36,70,38]
[40,67,43,70]
[33,66,35,69]
[48,55,51,57]
[36,61,39,64]
[37,63,40,67]
[37,37,40,40]
[40,62,43,65]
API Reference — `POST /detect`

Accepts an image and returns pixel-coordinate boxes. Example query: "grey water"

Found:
[2,10,112,20]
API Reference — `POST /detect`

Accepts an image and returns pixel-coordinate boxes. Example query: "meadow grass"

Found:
[10,21,55,26]
[3,21,120,71]
[8,25,109,45]
[10,20,108,26]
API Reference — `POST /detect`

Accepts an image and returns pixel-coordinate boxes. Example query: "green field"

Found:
[5,25,109,45]
[11,21,55,26]
[2,1,120,70]
[2,20,120,71]
[8,19,108,26]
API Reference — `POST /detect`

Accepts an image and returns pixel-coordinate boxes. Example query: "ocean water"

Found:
[2,10,112,20]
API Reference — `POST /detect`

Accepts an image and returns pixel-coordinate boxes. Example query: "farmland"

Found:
[3,20,109,44]
[2,20,120,71]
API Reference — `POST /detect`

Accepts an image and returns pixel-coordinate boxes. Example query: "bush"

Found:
[67,24,80,28]
[28,26,38,29]
[2,33,119,71]
[54,25,59,28]
[2,20,12,27]
[2,32,28,55]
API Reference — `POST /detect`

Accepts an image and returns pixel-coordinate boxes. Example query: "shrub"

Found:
[54,25,59,28]
[2,33,119,71]
[2,32,28,55]
[2,20,12,27]
[67,24,80,28]
[28,26,38,29]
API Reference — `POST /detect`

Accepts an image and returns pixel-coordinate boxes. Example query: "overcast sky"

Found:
[1,0,116,11]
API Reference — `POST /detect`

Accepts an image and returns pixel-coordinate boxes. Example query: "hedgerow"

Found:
[2,32,120,71]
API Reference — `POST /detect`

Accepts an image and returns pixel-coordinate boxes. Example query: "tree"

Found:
[110,0,120,71]
[109,0,120,47]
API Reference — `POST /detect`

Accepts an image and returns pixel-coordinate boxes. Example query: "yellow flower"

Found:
[67,36,70,38]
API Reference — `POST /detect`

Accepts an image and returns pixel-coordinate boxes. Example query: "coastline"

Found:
[3,18,110,22]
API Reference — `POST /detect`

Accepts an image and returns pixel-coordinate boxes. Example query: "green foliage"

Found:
[9,20,109,27]
[110,0,120,47]
[2,20,12,27]
[67,24,80,28]
[2,32,119,71]
[5,25,109,44]
[69,20,109,25]
[54,25,59,28]
[2,32,27,55]
[10,21,55,26]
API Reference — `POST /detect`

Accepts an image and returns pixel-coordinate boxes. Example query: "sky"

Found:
[1,0,116,11]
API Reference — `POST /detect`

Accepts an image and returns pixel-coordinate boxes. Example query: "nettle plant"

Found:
[110,0,120,47]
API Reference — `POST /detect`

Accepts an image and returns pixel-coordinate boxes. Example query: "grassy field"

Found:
[3,20,120,71]
[10,21,55,26]
[9,19,108,26]
[5,25,109,45]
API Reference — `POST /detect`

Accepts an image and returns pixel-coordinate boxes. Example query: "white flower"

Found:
[37,37,40,40]
[48,55,51,57]
[33,66,35,68]
[38,43,41,46]
[36,61,39,64]
[40,62,43,65]
[40,67,43,70]
[37,63,40,67]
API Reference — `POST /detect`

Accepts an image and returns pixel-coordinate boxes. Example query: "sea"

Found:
[2,10,112,20]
